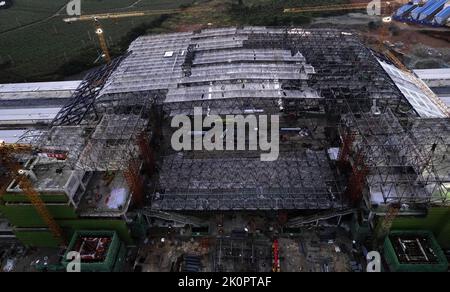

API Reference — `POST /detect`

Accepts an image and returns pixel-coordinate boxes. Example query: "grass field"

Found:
[0,0,350,83]
[0,0,204,82]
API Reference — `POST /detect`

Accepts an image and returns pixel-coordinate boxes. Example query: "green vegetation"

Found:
[0,0,67,33]
[0,0,352,83]
[230,0,311,26]
[230,0,350,26]
[0,0,194,82]
[57,14,171,77]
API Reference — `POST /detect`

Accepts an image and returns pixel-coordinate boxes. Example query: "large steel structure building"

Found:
[1,27,449,250]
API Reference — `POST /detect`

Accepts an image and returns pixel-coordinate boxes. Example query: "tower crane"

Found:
[93,18,111,63]
[62,6,211,64]
[283,1,397,14]
[0,143,67,246]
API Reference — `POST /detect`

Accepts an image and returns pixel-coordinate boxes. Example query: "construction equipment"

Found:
[62,4,218,64]
[0,143,66,246]
[93,18,111,63]
[285,3,373,13]
[283,1,409,76]
[62,7,211,23]
[284,1,395,14]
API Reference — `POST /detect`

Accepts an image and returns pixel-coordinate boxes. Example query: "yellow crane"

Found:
[0,143,66,246]
[63,6,212,64]
[63,9,187,23]
[93,18,111,63]
[283,1,395,14]
[285,3,375,13]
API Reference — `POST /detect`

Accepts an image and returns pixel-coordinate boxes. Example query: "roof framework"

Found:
[343,108,449,205]
[154,150,346,211]
[51,53,130,127]
[16,27,449,211]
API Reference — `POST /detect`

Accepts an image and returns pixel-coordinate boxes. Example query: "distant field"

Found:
[0,0,202,82]
[0,0,67,33]
[0,0,352,83]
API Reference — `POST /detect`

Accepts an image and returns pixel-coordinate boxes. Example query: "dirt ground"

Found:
[134,238,211,272]
[133,225,357,272]
[0,241,63,272]
[279,228,354,272]
[310,7,450,69]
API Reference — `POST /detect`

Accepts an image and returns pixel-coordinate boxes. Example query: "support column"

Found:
[124,159,144,208]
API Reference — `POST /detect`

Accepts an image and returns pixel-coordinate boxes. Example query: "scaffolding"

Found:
[243,29,415,116]
[342,108,449,205]
[154,150,346,211]
[16,27,448,214]
[15,58,159,211]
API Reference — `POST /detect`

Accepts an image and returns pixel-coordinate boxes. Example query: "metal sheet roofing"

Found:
[379,60,447,118]
[0,81,81,93]
[0,107,61,122]
[0,129,27,143]
[414,68,450,80]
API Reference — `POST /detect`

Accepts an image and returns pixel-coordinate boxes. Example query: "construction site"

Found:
[0,25,449,273]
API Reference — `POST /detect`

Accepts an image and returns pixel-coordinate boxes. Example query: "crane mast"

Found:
[0,143,66,246]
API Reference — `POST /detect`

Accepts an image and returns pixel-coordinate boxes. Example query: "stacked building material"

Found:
[62,231,127,272]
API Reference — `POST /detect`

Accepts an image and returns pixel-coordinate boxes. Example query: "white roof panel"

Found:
[0,81,81,93]
[414,68,450,80]
[0,107,60,122]
[0,129,27,143]
[379,60,447,118]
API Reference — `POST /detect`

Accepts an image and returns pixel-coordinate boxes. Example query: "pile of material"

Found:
[74,236,112,263]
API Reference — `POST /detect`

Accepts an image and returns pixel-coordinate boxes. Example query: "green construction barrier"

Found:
[0,204,77,227]
[1,193,68,204]
[383,230,448,272]
[392,207,450,248]
[62,230,121,272]
[14,229,60,247]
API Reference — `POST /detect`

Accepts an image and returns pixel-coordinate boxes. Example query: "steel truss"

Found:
[51,53,130,127]
[153,150,346,211]
[155,92,345,211]
[243,29,416,116]
[25,90,159,172]
[18,28,448,213]
[342,108,449,205]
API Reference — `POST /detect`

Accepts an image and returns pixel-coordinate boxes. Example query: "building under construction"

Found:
[0,27,449,272]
